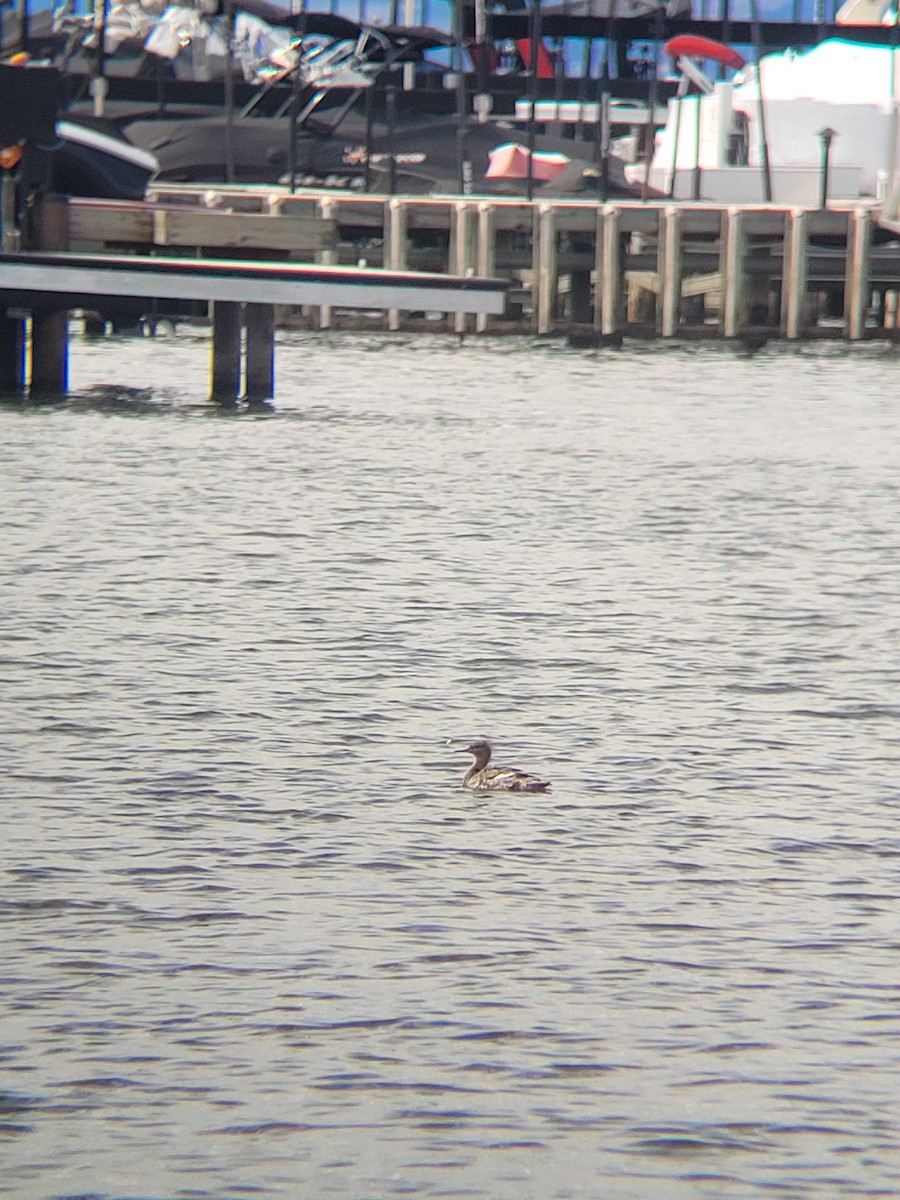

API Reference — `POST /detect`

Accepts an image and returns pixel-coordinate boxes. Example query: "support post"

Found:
[28,194,71,397]
[845,207,873,341]
[568,269,592,325]
[210,301,242,402]
[0,313,26,394]
[721,207,746,339]
[534,203,557,335]
[599,205,622,338]
[31,312,69,395]
[31,194,70,253]
[316,197,337,330]
[386,198,408,332]
[885,289,899,331]
[245,304,275,403]
[1,175,20,253]
[450,201,476,334]
[782,207,808,340]
[476,202,497,333]
[592,206,604,332]
[660,205,682,338]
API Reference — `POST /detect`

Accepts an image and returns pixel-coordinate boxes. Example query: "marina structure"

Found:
[0,197,507,400]
[4,1,900,403]
[53,187,900,343]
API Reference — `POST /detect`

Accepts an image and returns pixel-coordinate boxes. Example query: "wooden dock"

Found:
[69,186,898,343]
[3,186,899,405]
[0,198,506,402]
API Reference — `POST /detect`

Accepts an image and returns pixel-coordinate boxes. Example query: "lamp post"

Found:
[818,126,836,210]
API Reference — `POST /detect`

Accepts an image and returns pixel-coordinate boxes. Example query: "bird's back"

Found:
[470,766,551,793]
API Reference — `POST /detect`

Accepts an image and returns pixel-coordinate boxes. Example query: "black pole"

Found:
[223,0,236,184]
[526,0,542,202]
[595,0,619,204]
[667,98,682,199]
[95,0,109,92]
[363,79,375,193]
[287,0,306,194]
[721,0,732,80]
[386,75,397,196]
[454,0,469,195]
[749,0,772,202]
[16,0,29,55]
[691,90,702,200]
[576,37,592,143]
[639,7,663,202]
[818,127,835,209]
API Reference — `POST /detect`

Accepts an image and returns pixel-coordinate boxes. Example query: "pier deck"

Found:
[3,187,899,404]
[77,187,897,342]
[0,231,506,402]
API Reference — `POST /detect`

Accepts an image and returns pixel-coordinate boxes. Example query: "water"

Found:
[3,332,900,1200]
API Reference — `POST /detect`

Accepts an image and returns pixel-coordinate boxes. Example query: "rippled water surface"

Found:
[3,333,900,1200]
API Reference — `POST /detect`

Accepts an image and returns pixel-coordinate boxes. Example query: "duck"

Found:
[455,739,551,793]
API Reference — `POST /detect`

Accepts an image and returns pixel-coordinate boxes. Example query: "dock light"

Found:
[818,127,837,210]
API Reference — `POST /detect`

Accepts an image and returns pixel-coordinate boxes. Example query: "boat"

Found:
[3,0,681,196]
[0,60,158,202]
[8,0,900,200]
[629,36,900,204]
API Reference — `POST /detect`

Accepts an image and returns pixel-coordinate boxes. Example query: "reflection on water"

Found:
[2,333,900,1199]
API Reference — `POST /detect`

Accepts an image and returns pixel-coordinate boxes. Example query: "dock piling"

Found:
[534,204,557,335]
[0,313,25,393]
[845,207,873,340]
[316,197,337,330]
[451,201,477,334]
[386,198,408,332]
[660,206,682,338]
[476,202,497,334]
[245,304,275,403]
[721,207,747,339]
[782,208,809,340]
[210,301,243,402]
[599,206,622,338]
[31,312,69,395]
[28,194,71,397]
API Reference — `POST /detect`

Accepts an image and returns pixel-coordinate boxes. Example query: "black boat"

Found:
[0,60,158,203]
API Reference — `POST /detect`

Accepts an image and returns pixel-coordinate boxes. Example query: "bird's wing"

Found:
[486,767,550,791]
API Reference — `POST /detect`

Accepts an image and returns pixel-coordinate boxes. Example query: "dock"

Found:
[2,187,899,404]
[77,186,899,342]
[0,195,507,402]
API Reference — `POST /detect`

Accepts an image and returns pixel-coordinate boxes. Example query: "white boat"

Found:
[628,38,900,205]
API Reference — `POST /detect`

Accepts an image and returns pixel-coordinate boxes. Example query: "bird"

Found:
[455,739,551,793]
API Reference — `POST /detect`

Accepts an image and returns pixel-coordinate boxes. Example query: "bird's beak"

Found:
[453,746,471,753]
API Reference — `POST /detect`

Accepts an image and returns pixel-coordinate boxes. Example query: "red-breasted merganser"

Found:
[455,740,551,793]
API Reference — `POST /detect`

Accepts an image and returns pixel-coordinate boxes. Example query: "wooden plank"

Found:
[153,210,335,251]
[69,204,154,246]
[682,270,722,299]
